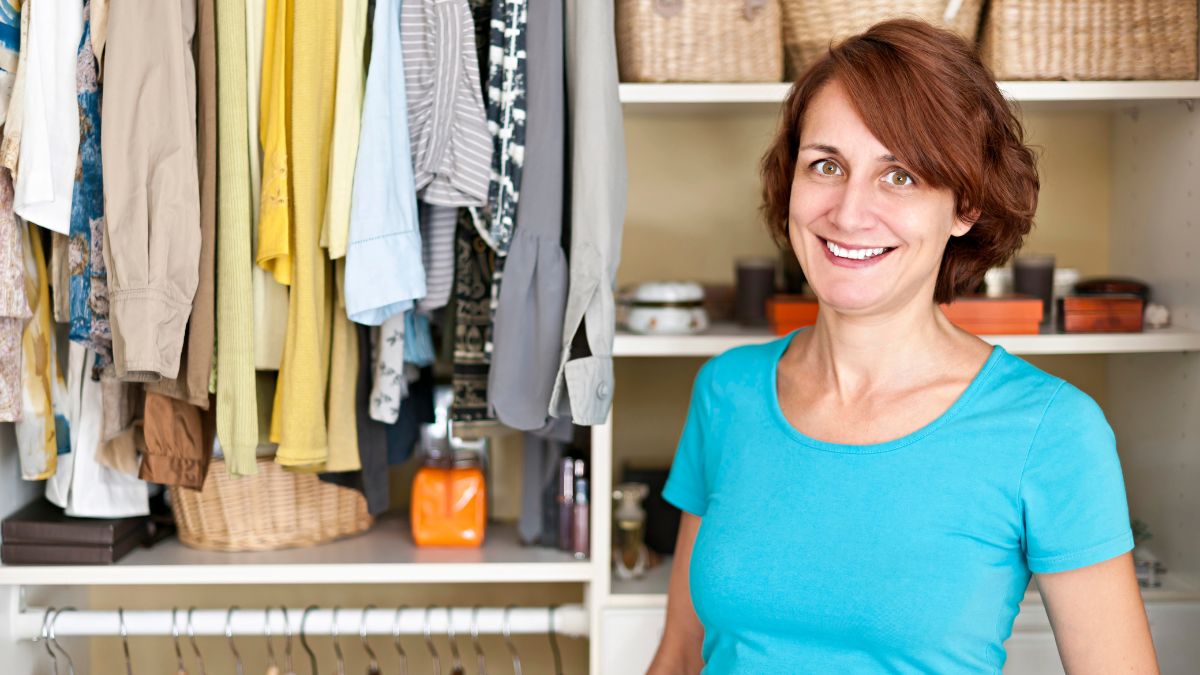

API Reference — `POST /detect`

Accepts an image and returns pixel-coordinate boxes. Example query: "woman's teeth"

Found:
[826,240,890,260]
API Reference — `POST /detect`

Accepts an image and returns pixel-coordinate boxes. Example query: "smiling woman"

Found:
[647,17,1159,675]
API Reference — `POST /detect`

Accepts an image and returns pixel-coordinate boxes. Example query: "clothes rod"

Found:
[16,605,589,641]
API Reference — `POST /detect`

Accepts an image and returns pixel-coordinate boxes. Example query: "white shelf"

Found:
[608,556,1200,609]
[613,324,1200,358]
[0,516,590,586]
[619,81,1200,110]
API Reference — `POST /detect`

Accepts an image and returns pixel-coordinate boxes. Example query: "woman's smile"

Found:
[818,235,898,268]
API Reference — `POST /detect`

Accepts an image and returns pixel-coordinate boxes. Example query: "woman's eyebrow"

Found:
[799,142,898,163]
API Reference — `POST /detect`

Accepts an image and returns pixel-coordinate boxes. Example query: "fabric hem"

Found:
[1027,530,1135,574]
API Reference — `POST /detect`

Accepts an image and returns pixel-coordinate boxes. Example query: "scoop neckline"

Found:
[768,327,1005,454]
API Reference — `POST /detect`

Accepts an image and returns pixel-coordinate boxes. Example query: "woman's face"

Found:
[787,80,973,315]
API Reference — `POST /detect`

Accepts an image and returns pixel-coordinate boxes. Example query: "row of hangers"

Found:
[36,604,568,675]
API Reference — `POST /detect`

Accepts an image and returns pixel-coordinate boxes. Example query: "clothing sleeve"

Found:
[1020,382,1134,574]
[344,0,426,326]
[662,361,715,517]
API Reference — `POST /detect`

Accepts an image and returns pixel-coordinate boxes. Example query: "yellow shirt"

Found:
[256,0,293,286]
[321,0,368,260]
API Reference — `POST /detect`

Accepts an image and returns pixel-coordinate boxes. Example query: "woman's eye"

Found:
[812,159,842,176]
[885,169,914,186]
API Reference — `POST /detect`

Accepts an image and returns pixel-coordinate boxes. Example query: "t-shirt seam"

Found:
[1014,380,1067,552]
[1027,529,1132,567]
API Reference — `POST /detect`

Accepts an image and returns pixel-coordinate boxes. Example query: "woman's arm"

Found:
[1036,551,1159,673]
[646,512,705,675]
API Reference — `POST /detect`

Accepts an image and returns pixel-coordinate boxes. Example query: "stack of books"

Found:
[1,499,148,565]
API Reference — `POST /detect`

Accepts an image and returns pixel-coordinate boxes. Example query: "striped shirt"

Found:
[400,0,492,207]
[416,201,456,313]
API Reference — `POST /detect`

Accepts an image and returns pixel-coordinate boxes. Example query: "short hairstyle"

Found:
[760,18,1040,304]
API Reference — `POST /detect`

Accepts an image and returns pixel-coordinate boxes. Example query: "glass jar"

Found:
[411,450,487,547]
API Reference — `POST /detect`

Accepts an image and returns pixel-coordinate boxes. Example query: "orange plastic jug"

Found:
[411,451,486,547]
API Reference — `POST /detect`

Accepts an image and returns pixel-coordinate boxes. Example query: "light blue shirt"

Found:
[663,328,1134,673]
[344,0,425,326]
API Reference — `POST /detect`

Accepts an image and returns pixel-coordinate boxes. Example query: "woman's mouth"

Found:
[820,237,897,267]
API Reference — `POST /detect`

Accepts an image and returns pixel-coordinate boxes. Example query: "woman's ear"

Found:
[951,208,980,238]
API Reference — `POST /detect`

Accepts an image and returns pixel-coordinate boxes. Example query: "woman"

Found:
[648,19,1158,674]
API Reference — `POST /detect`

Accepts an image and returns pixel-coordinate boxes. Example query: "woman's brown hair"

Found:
[760,18,1040,304]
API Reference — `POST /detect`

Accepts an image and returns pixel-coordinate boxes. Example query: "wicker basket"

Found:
[616,0,784,82]
[780,0,984,79]
[979,0,1198,80]
[169,458,372,551]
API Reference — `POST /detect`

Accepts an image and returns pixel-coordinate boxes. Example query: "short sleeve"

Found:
[662,360,715,517]
[1020,382,1134,574]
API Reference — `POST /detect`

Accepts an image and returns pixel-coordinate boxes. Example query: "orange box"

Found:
[767,295,819,335]
[1061,295,1143,333]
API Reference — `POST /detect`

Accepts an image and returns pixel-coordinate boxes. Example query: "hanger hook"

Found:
[359,605,380,674]
[391,606,408,675]
[469,606,487,675]
[170,608,187,674]
[422,606,441,675]
[445,607,464,675]
[547,605,564,675]
[331,606,345,675]
[503,605,522,675]
[299,605,319,675]
[263,607,277,669]
[280,605,293,675]
[118,607,134,675]
[49,607,77,675]
[226,606,244,675]
[186,607,206,675]
[38,606,59,673]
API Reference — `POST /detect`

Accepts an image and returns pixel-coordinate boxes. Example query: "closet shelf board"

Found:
[0,518,590,586]
[606,556,1200,609]
[613,324,1200,357]
[618,81,1200,110]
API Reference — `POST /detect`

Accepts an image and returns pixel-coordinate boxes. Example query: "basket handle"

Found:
[652,0,770,21]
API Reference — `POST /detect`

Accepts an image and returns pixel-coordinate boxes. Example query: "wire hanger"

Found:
[187,607,207,675]
[547,605,564,675]
[422,606,441,675]
[265,607,281,675]
[391,606,409,675]
[445,607,464,675]
[281,606,296,675]
[502,606,522,675]
[171,608,188,675]
[38,606,60,675]
[49,607,77,675]
[118,607,134,675]
[300,605,320,675]
[331,607,346,675]
[469,606,486,675]
[359,605,381,675]
[226,606,245,675]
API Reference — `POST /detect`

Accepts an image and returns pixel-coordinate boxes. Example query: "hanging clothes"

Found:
[322,0,368,260]
[479,0,528,252]
[214,0,260,476]
[0,0,20,126]
[487,0,569,431]
[67,0,112,368]
[148,0,216,409]
[271,0,338,467]
[325,260,362,472]
[15,222,59,480]
[368,314,407,424]
[344,0,425,327]
[246,0,288,371]
[12,0,81,234]
[46,342,149,518]
[101,0,201,382]
[256,0,293,287]
[400,0,492,207]
[415,201,456,313]
[95,379,145,478]
[0,168,26,422]
[450,209,496,426]
[140,391,213,490]
[548,0,628,426]
[0,0,27,173]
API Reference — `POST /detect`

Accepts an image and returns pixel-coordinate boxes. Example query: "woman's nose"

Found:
[828,178,876,234]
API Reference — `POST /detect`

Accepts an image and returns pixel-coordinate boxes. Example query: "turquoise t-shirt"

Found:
[662,329,1134,673]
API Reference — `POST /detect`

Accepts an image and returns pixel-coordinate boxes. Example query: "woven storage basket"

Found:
[780,0,984,79]
[170,457,372,551]
[979,0,1198,80]
[616,0,784,82]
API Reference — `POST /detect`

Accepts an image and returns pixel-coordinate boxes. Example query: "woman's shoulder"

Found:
[980,347,1109,428]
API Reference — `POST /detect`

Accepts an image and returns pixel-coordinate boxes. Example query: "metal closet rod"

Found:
[15,605,589,641]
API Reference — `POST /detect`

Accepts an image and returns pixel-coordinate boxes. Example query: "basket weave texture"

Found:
[779,0,984,79]
[980,0,1198,80]
[616,0,784,82]
[170,458,373,552]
